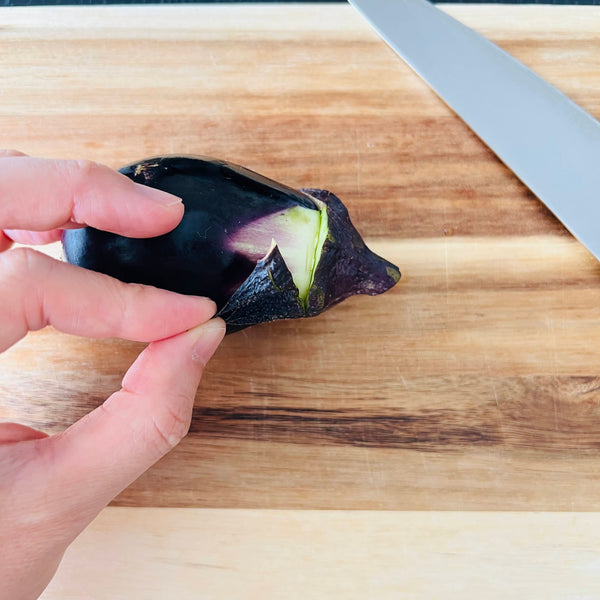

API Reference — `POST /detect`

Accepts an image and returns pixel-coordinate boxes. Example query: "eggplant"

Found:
[62,156,400,333]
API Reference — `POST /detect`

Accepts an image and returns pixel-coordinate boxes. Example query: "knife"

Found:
[349,0,600,260]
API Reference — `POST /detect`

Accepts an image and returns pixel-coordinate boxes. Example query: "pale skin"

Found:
[0,150,226,600]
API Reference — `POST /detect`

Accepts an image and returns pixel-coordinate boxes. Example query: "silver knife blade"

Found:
[349,0,600,259]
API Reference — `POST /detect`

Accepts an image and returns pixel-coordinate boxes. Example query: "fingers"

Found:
[0,151,28,251]
[45,319,225,531]
[0,156,183,237]
[0,248,216,351]
[0,149,27,158]
[0,423,48,445]
[0,231,12,253]
[0,321,224,598]
[2,229,64,247]
[3,222,84,251]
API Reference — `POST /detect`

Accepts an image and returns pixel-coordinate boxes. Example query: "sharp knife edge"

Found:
[349,0,600,259]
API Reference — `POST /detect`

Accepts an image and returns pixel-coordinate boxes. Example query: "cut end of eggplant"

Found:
[227,202,328,307]
[302,188,401,315]
[62,155,401,333]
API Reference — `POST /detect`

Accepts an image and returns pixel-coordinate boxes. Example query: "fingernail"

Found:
[190,318,226,366]
[134,182,183,207]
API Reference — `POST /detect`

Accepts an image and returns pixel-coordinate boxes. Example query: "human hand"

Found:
[0,151,226,600]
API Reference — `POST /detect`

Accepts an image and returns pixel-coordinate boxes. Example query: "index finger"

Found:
[0,156,183,237]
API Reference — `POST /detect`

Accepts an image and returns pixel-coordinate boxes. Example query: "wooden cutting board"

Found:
[2,4,600,514]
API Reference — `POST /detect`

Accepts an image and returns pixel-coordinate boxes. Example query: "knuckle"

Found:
[150,399,192,453]
[106,386,193,458]
[0,246,44,279]
[124,282,150,305]
[63,158,101,181]
[59,159,106,223]
[109,281,148,338]
[0,248,53,331]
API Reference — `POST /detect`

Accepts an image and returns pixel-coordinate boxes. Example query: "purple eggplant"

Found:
[62,156,400,332]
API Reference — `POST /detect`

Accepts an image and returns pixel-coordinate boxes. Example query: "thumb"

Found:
[38,318,225,535]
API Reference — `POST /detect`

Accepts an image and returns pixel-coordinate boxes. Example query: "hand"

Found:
[0,151,226,600]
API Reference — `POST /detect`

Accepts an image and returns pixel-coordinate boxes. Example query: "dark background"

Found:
[3,0,600,6]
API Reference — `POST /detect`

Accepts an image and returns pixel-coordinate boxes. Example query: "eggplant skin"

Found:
[62,156,400,333]
[218,244,305,333]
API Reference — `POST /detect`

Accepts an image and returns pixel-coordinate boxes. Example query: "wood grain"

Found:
[41,507,600,600]
[2,4,600,510]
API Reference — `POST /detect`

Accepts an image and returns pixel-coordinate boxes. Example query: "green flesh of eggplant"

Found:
[62,156,401,333]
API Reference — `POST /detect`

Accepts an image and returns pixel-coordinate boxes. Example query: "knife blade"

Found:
[349,0,600,260]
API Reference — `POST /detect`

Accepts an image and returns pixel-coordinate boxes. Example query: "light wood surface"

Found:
[2,6,600,592]
[42,507,600,599]
[4,4,600,598]
[3,3,600,511]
